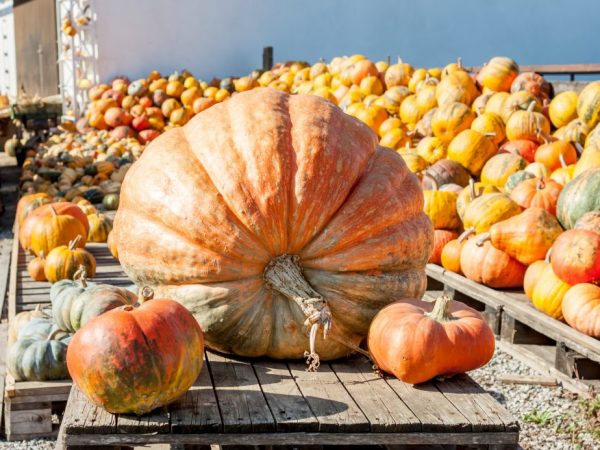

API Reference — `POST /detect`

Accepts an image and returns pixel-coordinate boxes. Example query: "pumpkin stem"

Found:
[427,294,455,322]
[545,247,552,263]
[574,142,584,156]
[457,57,462,69]
[73,265,88,288]
[458,227,475,243]
[46,327,63,342]
[475,232,491,247]
[140,286,154,303]
[527,101,536,112]
[483,132,496,138]
[69,234,82,250]
[537,177,546,190]
[468,178,476,201]
[264,254,332,372]
[50,206,57,217]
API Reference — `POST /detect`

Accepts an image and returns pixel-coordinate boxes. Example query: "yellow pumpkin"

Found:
[456,180,499,221]
[573,146,600,177]
[436,71,478,106]
[477,56,519,92]
[380,128,409,150]
[384,59,413,88]
[422,176,461,230]
[472,92,494,115]
[400,153,429,173]
[415,82,438,114]
[471,112,505,146]
[30,207,87,257]
[525,162,552,179]
[44,235,97,283]
[378,86,411,114]
[531,262,570,320]
[416,137,447,164]
[447,130,497,176]
[549,91,578,128]
[577,81,600,129]
[399,95,421,128]
[378,117,402,138]
[484,92,510,118]
[505,103,550,143]
[354,105,388,134]
[408,68,427,93]
[359,76,384,96]
[480,153,528,188]
[553,119,589,147]
[87,214,113,243]
[501,91,542,123]
[431,102,476,144]
[463,193,522,233]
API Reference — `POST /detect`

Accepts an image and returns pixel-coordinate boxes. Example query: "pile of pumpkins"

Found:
[17,193,119,283]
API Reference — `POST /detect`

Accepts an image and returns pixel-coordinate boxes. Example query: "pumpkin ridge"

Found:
[127,314,164,402]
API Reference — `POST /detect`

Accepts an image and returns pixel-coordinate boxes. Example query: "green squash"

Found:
[557,168,600,229]
[50,275,95,332]
[7,319,71,381]
[504,170,536,193]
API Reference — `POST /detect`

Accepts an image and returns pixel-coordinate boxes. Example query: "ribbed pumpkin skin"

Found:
[429,230,459,264]
[557,168,600,229]
[416,137,446,164]
[368,297,495,384]
[432,102,476,144]
[499,140,538,163]
[524,260,547,299]
[436,72,478,107]
[549,91,578,128]
[577,81,600,129]
[506,109,550,143]
[574,211,600,233]
[44,241,96,284]
[463,193,522,233]
[423,190,460,230]
[456,182,499,220]
[87,214,112,243]
[525,162,551,179]
[510,72,552,100]
[27,255,47,281]
[400,153,428,173]
[484,92,510,117]
[447,130,496,176]
[501,91,541,123]
[67,299,204,415]
[554,119,589,147]
[531,263,570,320]
[509,178,563,216]
[551,230,600,285]
[471,112,505,145]
[421,159,470,189]
[16,193,52,227]
[30,213,87,257]
[113,89,433,360]
[460,238,526,288]
[8,308,49,344]
[51,279,95,332]
[480,154,527,188]
[489,208,563,265]
[477,57,518,92]
[562,284,600,338]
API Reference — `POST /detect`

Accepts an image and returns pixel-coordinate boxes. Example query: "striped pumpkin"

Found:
[423,182,461,230]
[447,130,497,176]
[471,112,505,145]
[472,92,494,115]
[400,153,429,174]
[553,119,588,147]
[379,86,411,114]
[549,91,578,128]
[484,92,510,118]
[436,71,478,107]
[477,56,519,92]
[416,137,447,164]
[585,124,600,148]
[525,162,552,179]
[415,82,438,115]
[501,91,541,123]
[505,104,550,143]
[577,81,600,129]
[432,102,476,144]
[87,214,113,243]
[456,180,499,221]
[480,153,528,189]
[44,235,97,283]
[504,170,536,193]
[463,193,522,233]
[399,95,422,128]
[556,168,600,229]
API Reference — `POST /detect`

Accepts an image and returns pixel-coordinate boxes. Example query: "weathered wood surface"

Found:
[426,264,600,365]
[59,351,518,448]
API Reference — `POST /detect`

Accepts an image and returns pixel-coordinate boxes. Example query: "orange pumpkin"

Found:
[510,72,551,100]
[28,207,88,257]
[16,193,52,227]
[440,228,474,274]
[506,102,550,143]
[368,295,495,385]
[551,229,600,285]
[447,130,497,176]
[429,230,459,265]
[113,88,434,361]
[27,253,47,282]
[509,177,562,216]
[477,56,518,92]
[524,260,547,299]
[534,138,577,171]
[562,284,600,338]
[44,235,96,283]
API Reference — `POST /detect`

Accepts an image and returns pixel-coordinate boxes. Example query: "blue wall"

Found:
[95,0,599,81]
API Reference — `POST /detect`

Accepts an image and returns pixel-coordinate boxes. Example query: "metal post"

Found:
[263,46,273,71]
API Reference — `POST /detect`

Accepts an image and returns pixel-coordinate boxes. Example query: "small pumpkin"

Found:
[429,230,459,265]
[440,228,474,274]
[577,81,600,129]
[501,91,542,123]
[8,306,50,345]
[368,294,495,385]
[102,193,120,211]
[549,91,578,128]
[562,284,600,338]
[534,138,577,172]
[498,140,538,163]
[87,214,113,243]
[447,129,497,176]
[477,57,518,92]
[16,193,52,227]
[505,102,550,143]
[456,179,499,221]
[460,234,526,288]
[470,112,505,146]
[551,229,600,285]
[480,153,527,189]
[556,168,600,229]
[27,252,47,282]
[462,193,522,233]
[524,260,547,299]
[44,236,97,283]
[30,207,87,257]
[51,270,96,332]
[421,159,470,190]
[509,177,562,216]
[554,119,588,147]
[529,261,570,320]
[510,72,552,100]
[487,207,563,265]
[431,102,476,144]
[67,288,205,415]
[484,92,510,117]
[422,176,461,230]
[416,137,447,164]
[574,211,600,234]
[504,170,536,193]
[525,162,552,179]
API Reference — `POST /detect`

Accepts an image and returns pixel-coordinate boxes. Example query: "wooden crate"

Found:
[4,374,72,441]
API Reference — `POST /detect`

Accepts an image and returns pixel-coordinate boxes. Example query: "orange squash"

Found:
[16,193,52,227]
[524,260,547,299]
[562,284,600,338]
[506,102,550,143]
[368,295,495,385]
[429,230,459,265]
[534,138,577,172]
[509,177,562,216]
[27,253,47,282]
[29,207,87,257]
[551,229,600,285]
[44,235,96,283]
[441,229,475,274]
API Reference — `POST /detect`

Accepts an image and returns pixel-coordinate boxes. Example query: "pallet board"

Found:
[58,352,519,448]
[426,264,600,391]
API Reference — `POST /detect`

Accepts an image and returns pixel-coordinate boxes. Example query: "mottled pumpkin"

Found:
[480,153,528,189]
[509,177,562,216]
[30,207,87,257]
[399,95,422,127]
[422,177,461,230]
[51,272,96,332]
[447,129,497,176]
[574,211,600,234]
[432,102,476,144]
[549,91,578,128]
[556,168,600,229]
[368,295,494,384]
[87,214,112,243]
[463,193,522,233]
[498,140,538,163]
[501,91,541,124]
[551,229,600,285]
[510,72,552,100]
[484,92,510,117]
[504,170,536,193]
[436,71,478,107]
[554,119,588,147]
[562,284,600,338]
[525,162,552,179]
[113,89,433,361]
[477,56,518,92]
[67,291,204,414]
[488,207,563,265]
[44,236,96,283]
[530,262,570,320]
[577,81,600,129]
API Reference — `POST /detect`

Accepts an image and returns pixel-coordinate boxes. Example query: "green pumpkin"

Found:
[102,193,120,211]
[556,168,600,229]
[7,319,71,381]
[504,170,536,193]
[50,275,95,332]
[83,188,104,204]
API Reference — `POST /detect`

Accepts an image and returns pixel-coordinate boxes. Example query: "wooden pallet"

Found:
[57,351,519,449]
[427,264,600,394]
[4,374,72,441]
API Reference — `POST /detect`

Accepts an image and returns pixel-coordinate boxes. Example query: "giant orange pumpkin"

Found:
[113,88,433,362]
[368,295,495,385]
[67,289,204,414]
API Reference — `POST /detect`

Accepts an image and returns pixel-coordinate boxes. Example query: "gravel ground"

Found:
[471,347,599,450]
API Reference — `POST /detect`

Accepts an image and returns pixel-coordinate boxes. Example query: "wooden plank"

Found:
[498,375,558,386]
[5,403,52,435]
[0,239,12,316]
[206,351,275,433]
[8,231,18,320]
[252,359,319,432]
[288,361,369,433]
[5,375,72,397]
[501,312,554,346]
[330,357,421,432]
[62,431,519,446]
[170,354,222,433]
[116,407,170,434]
[384,376,470,432]
[61,387,116,435]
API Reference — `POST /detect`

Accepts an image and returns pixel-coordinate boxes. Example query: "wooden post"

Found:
[263,47,274,71]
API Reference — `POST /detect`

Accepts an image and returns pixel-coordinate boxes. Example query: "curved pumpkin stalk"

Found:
[73,264,88,288]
